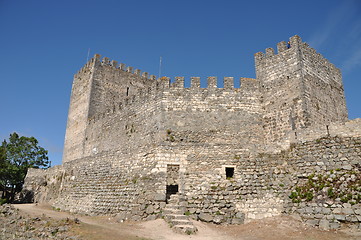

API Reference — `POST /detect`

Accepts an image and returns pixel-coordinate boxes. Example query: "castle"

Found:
[23,35,361,232]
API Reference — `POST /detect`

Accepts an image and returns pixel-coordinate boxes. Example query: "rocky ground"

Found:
[1,203,361,240]
[0,204,80,240]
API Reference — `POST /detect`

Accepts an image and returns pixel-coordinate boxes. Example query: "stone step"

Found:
[171,219,193,226]
[164,205,183,210]
[173,224,198,234]
[163,209,183,215]
[167,214,188,220]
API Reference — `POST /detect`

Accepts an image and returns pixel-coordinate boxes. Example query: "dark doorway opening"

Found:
[166,185,178,202]
[226,167,234,178]
[166,164,180,202]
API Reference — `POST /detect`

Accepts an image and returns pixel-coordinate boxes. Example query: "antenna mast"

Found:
[87,48,90,62]
[158,56,162,78]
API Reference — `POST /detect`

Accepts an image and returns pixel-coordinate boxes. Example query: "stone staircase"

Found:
[163,194,198,234]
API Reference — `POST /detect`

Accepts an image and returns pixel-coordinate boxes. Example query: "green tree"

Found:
[0,132,49,202]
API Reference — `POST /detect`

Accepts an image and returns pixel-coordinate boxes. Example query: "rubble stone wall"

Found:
[22,35,360,230]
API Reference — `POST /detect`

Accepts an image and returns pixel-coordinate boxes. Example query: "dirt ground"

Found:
[14,204,361,240]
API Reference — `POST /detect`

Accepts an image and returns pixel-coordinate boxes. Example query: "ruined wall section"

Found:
[63,59,96,163]
[300,42,348,126]
[51,150,165,218]
[174,134,361,226]
[159,77,264,151]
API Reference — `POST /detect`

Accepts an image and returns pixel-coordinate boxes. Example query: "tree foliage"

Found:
[0,132,49,202]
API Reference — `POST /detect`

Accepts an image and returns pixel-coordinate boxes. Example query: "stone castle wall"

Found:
[23,119,361,227]
[255,35,348,144]
[22,35,360,230]
[62,60,94,162]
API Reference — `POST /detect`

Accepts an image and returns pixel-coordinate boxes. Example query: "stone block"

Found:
[213,215,224,224]
[322,208,331,214]
[145,205,154,214]
[329,222,340,230]
[231,218,244,224]
[334,215,346,221]
[154,193,166,201]
[198,212,213,222]
[333,208,342,214]
[305,219,319,226]
[319,219,330,230]
[342,208,354,215]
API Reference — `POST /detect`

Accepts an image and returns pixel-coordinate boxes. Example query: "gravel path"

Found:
[2,204,360,240]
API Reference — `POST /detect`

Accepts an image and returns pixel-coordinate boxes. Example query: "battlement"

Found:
[161,76,257,89]
[64,35,347,164]
[75,54,157,81]
[254,35,341,83]
[254,35,302,62]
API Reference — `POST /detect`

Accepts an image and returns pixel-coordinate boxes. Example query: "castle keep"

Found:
[23,35,361,232]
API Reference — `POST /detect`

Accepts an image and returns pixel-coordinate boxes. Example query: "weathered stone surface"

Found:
[20,35,360,231]
[319,219,330,230]
[329,222,341,229]
[198,213,213,222]
[213,215,224,224]
[305,219,319,226]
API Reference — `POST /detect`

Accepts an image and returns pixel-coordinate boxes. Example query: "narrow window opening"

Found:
[226,167,234,179]
[126,87,129,96]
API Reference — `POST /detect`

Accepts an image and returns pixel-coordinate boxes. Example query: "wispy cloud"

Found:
[308,0,361,74]
[342,47,361,73]
[308,1,357,49]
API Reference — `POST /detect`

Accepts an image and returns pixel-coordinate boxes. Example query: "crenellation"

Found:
[254,52,264,65]
[277,41,287,53]
[207,76,217,88]
[119,63,126,71]
[102,57,110,65]
[223,77,234,88]
[126,66,133,73]
[172,77,184,88]
[191,77,200,88]
[110,60,118,67]
[134,69,141,75]
[24,35,358,231]
[290,34,302,48]
[142,72,149,79]
[265,48,275,57]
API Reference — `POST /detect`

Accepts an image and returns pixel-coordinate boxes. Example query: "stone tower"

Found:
[62,55,158,163]
[255,35,348,143]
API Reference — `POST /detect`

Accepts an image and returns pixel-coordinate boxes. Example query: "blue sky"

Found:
[1,0,360,166]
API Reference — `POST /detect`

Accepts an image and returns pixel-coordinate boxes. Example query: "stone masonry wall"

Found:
[300,42,348,126]
[255,35,348,145]
[82,81,164,158]
[160,77,263,151]
[174,132,360,228]
[88,55,157,118]
[63,59,95,163]
[255,36,306,144]
[22,120,361,228]
[63,54,159,163]
[22,35,360,230]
